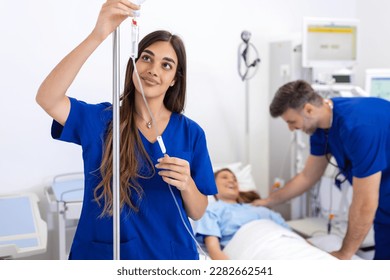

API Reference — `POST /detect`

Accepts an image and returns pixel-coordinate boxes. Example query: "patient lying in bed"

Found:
[194,168,336,260]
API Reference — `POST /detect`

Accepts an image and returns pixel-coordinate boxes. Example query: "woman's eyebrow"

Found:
[143,49,176,64]
[163,57,176,64]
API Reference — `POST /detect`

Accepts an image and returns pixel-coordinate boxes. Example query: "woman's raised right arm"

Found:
[36,0,140,125]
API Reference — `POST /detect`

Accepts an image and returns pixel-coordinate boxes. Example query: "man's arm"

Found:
[331,172,380,259]
[253,155,328,207]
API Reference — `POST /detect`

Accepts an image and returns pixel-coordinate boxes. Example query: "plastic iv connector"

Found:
[157,136,166,155]
[132,0,146,17]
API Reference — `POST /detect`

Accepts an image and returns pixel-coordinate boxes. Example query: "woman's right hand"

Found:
[36,1,140,124]
[92,0,140,41]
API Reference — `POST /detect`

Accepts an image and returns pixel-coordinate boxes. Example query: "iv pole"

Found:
[112,0,144,260]
[237,31,260,165]
[112,27,121,260]
[111,1,145,260]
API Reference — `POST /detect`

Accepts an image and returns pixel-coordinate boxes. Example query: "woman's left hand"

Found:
[155,154,194,191]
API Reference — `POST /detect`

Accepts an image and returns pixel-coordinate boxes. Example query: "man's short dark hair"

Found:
[270,80,323,118]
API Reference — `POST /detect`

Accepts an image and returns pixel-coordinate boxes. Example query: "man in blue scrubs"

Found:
[256,80,390,260]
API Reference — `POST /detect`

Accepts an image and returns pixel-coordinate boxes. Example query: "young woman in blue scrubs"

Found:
[255,80,390,260]
[36,0,217,259]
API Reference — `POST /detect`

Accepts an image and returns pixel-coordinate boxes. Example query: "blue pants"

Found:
[374,223,390,260]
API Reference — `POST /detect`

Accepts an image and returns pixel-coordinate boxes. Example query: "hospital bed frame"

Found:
[45,172,84,260]
[287,217,375,259]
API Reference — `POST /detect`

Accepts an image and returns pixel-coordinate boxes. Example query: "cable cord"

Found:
[167,183,209,259]
[132,57,209,259]
[132,58,159,138]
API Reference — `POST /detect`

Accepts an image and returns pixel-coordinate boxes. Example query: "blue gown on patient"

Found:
[311,97,390,260]
[51,97,217,260]
[195,200,290,248]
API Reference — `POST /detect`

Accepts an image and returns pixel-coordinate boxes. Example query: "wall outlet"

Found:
[280,64,290,77]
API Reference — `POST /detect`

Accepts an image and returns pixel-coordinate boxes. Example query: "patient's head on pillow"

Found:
[214,168,260,204]
[212,162,256,191]
[214,168,240,203]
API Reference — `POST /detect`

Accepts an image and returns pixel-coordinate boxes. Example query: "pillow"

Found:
[213,162,243,174]
[236,164,256,191]
[212,162,256,191]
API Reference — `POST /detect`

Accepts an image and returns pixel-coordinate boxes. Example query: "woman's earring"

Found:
[170,81,175,87]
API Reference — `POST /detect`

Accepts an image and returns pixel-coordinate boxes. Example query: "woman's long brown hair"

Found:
[94,30,187,217]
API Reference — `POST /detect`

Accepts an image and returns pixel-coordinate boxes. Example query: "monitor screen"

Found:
[302,18,359,68]
[365,69,390,100]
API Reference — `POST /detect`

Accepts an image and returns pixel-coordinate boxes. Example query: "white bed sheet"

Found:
[223,220,337,260]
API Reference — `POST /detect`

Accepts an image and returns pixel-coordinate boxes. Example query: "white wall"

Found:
[355,0,390,86]
[1,0,359,259]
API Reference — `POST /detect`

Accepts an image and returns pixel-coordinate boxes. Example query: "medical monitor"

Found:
[302,17,359,68]
[365,69,390,100]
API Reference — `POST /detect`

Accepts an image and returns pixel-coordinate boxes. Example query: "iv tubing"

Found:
[132,58,208,259]
[132,58,159,138]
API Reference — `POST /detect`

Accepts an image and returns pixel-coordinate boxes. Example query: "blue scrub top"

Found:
[310,97,390,226]
[195,200,290,248]
[51,97,217,260]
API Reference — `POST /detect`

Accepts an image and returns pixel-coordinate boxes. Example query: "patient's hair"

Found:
[238,190,261,203]
[214,168,261,203]
[270,80,323,118]
[213,168,233,179]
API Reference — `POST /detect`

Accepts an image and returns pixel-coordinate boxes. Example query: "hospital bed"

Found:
[209,162,373,260]
[222,220,369,260]
[287,217,375,259]
[285,175,375,259]
[45,172,84,260]
[45,166,373,260]
[223,220,338,260]
[0,193,47,259]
